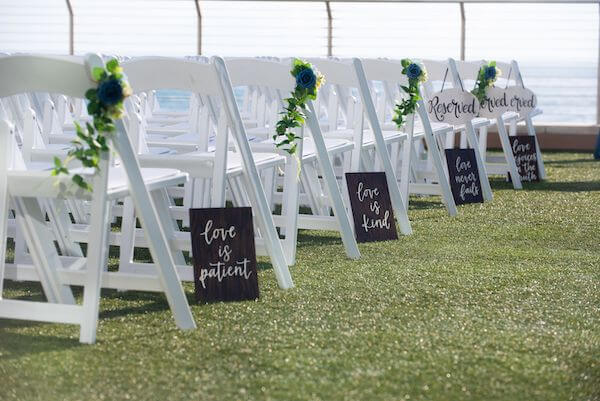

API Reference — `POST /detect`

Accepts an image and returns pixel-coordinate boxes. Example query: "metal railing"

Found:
[3,0,599,127]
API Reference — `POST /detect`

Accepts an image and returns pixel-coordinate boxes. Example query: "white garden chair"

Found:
[420,58,494,201]
[0,53,196,344]
[449,59,523,189]
[224,57,360,262]
[119,56,294,286]
[494,60,546,180]
[358,58,458,216]
[307,58,412,235]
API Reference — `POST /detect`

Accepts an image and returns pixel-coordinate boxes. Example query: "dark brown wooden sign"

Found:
[509,136,540,182]
[345,172,398,243]
[189,207,259,303]
[445,148,484,205]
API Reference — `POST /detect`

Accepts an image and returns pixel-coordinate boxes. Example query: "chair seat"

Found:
[148,146,177,155]
[322,128,408,146]
[226,151,285,174]
[146,132,203,149]
[8,166,188,201]
[138,148,285,178]
[302,137,353,158]
[250,136,354,160]
[380,121,450,133]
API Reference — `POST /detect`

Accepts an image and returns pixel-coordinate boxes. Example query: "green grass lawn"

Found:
[1,152,599,401]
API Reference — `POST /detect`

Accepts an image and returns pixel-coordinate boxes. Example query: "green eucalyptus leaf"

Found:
[106,59,119,73]
[91,67,105,82]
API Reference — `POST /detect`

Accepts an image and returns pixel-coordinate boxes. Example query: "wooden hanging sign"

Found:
[427,88,480,126]
[444,148,484,205]
[478,86,511,118]
[509,136,540,182]
[505,86,537,116]
[345,172,398,243]
[189,207,259,303]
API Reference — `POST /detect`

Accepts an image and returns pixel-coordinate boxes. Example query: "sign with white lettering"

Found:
[479,86,511,118]
[505,86,537,117]
[427,88,480,126]
[508,136,540,182]
[444,148,484,205]
[189,207,259,303]
[345,172,398,243]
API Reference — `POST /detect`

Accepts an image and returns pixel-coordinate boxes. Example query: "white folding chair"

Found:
[420,58,494,202]
[225,57,360,263]
[503,60,546,179]
[307,57,412,235]
[449,59,523,189]
[359,58,458,216]
[119,56,294,288]
[0,54,196,344]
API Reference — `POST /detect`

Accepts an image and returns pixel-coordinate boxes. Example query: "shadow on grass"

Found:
[98,299,171,320]
[256,260,273,272]
[521,181,600,192]
[0,331,80,359]
[408,198,446,211]
[296,231,343,248]
[544,158,599,165]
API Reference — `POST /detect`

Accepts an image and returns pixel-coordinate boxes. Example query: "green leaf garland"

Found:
[471,61,501,105]
[52,58,132,191]
[393,59,428,130]
[274,59,324,156]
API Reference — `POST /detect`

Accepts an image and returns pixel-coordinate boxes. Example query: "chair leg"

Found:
[399,115,415,212]
[13,221,27,264]
[150,188,187,268]
[303,162,327,216]
[497,116,523,190]
[113,127,196,331]
[459,130,468,148]
[417,106,458,216]
[15,197,76,304]
[306,103,360,259]
[281,155,300,266]
[118,198,136,274]
[400,137,413,212]
[465,122,493,202]
[240,172,293,288]
[525,115,546,179]
[45,199,83,257]
[0,142,9,297]
[182,179,194,226]
[300,167,322,215]
[479,126,488,159]
[445,130,455,149]
[79,168,111,344]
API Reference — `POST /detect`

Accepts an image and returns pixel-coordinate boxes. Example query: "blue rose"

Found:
[484,66,497,80]
[296,68,317,90]
[406,63,422,80]
[97,78,124,106]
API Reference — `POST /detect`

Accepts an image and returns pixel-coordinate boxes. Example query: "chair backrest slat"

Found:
[225,58,295,92]
[0,55,94,99]
[123,57,221,96]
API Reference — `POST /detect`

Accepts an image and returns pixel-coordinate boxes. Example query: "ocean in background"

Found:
[156,64,598,124]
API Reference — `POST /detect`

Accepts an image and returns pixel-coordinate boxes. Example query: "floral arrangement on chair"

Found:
[274,59,324,156]
[393,59,428,130]
[471,61,501,104]
[52,58,132,191]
